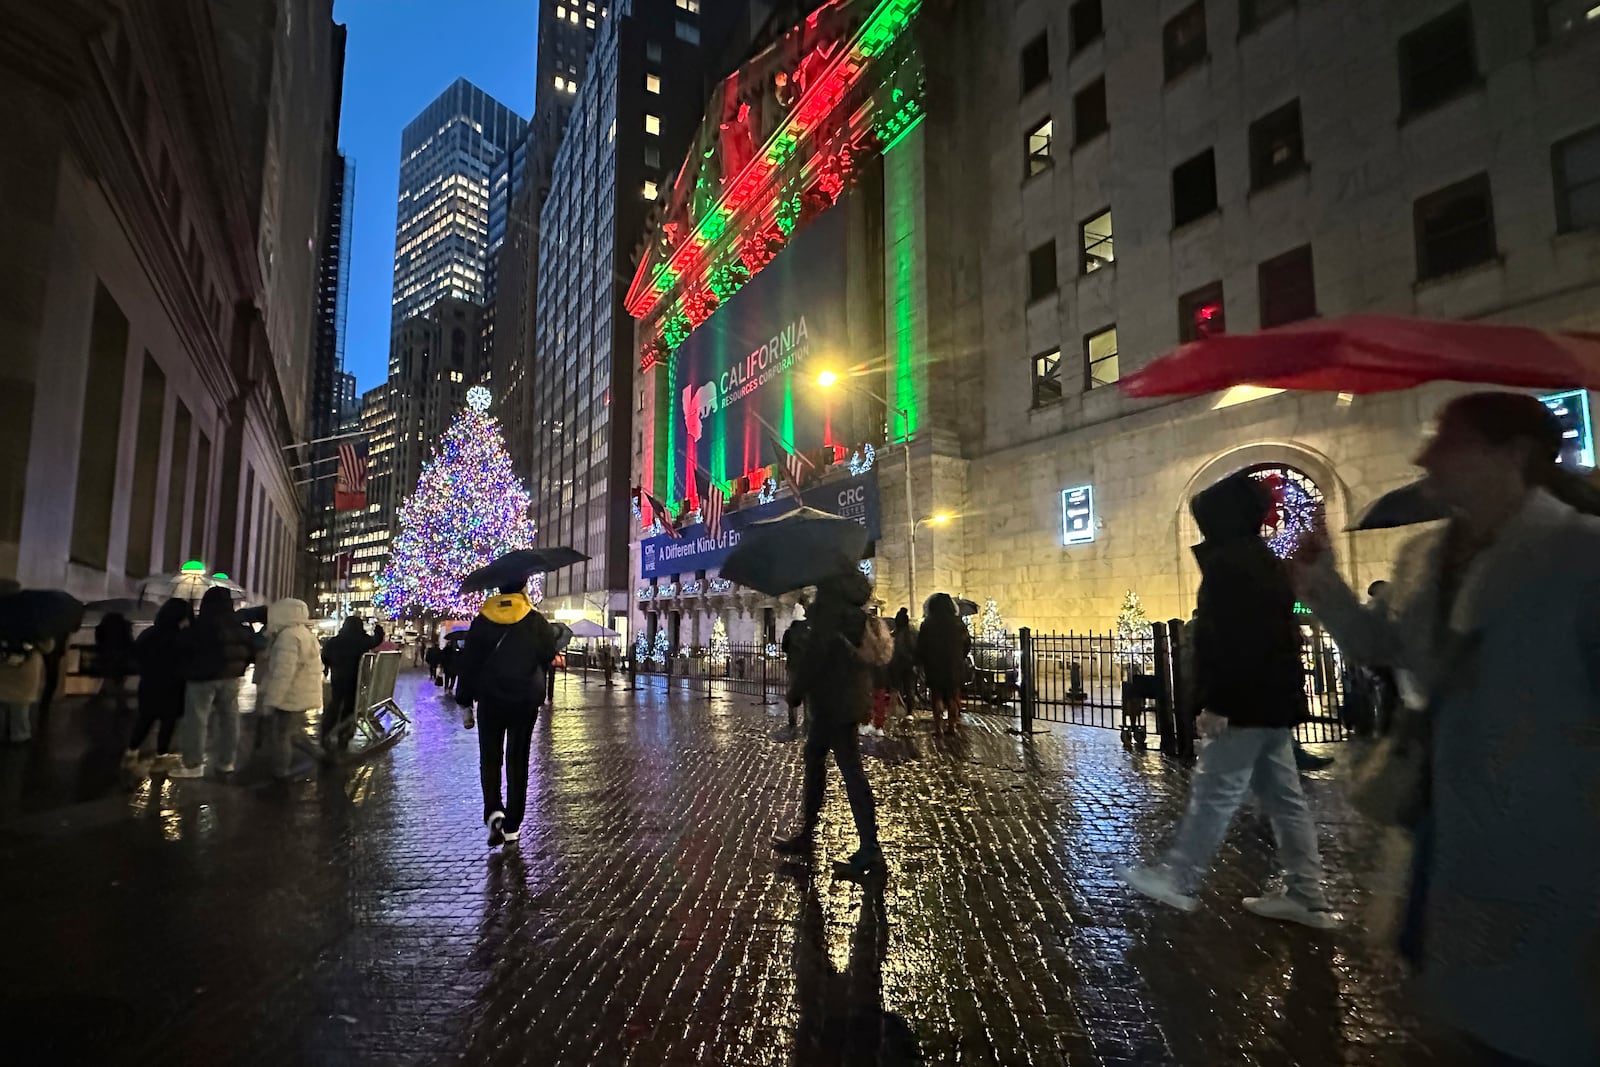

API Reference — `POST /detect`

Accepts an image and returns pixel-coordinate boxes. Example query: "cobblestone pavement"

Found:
[0,670,1440,1066]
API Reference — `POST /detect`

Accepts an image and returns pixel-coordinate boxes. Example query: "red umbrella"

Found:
[1119,314,1600,397]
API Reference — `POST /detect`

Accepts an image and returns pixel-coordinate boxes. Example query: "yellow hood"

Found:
[480,592,533,625]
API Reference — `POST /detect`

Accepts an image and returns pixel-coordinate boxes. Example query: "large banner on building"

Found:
[667,204,848,500]
[641,471,880,580]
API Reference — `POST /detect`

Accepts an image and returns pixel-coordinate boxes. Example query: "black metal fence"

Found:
[615,618,1357,751]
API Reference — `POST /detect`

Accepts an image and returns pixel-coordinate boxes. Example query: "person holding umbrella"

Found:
[454,560,564,849]
[721,507,892,879]
[1296,392,1600,1067]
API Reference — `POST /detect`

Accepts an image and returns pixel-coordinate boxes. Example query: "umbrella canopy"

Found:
[140,570,246,606]
[1349,480,1454,532]
[459,547,590,594]
[0,590,85,644]
[235,605,269,625]
[443,630,469,644]
[720,507,869,597]
[1119,314,1600,398]
[552,622,574,653]
[567,619,620,639]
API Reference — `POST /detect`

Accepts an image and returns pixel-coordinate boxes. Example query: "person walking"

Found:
[1117,472,1340,929]
[454,577,558,848]
[916,594,971,734]
[886,607,917,719]
[252,598,323,780]
[172,587,255,778]
[123,598,191,769]
[1297,392,1600,1067]
[0,636,52,744]
[321,616,383,751]
[93,611,135,708]
[781,610,810,730]
[439,639,461,694]
[772,570,891,879]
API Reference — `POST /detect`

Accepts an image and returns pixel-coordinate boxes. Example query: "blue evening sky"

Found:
[333,0,539,391]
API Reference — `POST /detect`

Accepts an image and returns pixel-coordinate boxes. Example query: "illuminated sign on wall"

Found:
[1540,390,1594,468]
[1061,485,1096,546]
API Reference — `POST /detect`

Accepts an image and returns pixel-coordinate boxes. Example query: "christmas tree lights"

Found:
[372,394,537,620]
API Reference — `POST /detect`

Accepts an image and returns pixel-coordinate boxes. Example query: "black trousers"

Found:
[129,695,181,753]
[800,721,879,851]
[323,679,357,742]
[479,699,538,831]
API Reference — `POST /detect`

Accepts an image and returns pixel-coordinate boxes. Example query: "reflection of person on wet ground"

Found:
[786,867,921,1066]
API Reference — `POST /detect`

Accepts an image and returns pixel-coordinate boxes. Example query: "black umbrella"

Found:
[719,507,869,597]
[443,630,469,644]
[924,594,980,618]
[459,547,590,594]
[236,605,269,625]
[1348,480,1453,532]
[85,597,161,621]
[0,590,85,644]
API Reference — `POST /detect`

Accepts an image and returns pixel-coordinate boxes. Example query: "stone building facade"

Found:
[625,0,1600,645]
[1,0,344,603]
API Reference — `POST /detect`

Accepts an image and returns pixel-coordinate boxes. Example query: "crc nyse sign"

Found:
[1061,485,1096,546]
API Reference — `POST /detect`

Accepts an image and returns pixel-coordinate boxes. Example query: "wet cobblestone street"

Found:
[0,671,1437,1066]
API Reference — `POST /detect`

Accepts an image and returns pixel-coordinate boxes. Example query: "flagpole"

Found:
[747,410,818,469]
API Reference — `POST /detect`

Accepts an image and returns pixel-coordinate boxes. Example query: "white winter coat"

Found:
[255,599,323,712]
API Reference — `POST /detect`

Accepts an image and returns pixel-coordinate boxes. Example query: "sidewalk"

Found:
[0,670,1434,1066]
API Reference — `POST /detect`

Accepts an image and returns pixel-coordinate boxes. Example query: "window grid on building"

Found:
[1031,348,1063,407]
[1085,326,1119,389]
[1414,173,1497,280]
[1553,124,1600,232]
[1398,5,1478,117]
[1258,245,1317,329]
[1026,118,1053,177]
[1163,2,1208,82]
[1080,208,1113,274]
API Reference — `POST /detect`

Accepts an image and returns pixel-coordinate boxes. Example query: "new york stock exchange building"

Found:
[626,0,1600,657]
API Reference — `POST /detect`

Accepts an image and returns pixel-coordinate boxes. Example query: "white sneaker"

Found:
[502,829,520,844]
[1116,863,1200,913]
[216,760,236,774]
[486,811,506,847]
[1243,888,1343,930]
[463,708,475,729]
[169,762,205,779]
[121,749,143,769]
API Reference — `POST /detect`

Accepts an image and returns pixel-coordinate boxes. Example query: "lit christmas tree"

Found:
[1115,590,1153,647]
[373,388,537,620]
[970,598,1006,643]
[710,617,730,666]
[651,629,671,666]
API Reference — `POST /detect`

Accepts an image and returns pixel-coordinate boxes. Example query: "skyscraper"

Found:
[390,79,527,334]
[530,0,742,628]
[491,0,610,484]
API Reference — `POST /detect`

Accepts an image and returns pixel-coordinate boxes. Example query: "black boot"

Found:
[1294,742,1335,771]
[771,831,815,855]
[836,845,888,881]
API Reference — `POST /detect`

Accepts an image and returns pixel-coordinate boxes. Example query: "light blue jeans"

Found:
[2,701,32,743]
[1163,726,1329,909]
[182,678,242,769]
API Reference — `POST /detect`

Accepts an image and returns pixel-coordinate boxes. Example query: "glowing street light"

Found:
[816,369,840,388]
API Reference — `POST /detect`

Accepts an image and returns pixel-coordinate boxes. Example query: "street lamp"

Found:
[816,369,922,610]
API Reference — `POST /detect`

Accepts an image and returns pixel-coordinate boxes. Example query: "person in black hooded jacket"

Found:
[124,598,191,769]
[173,586,255,777]
[1116,472,1339,929]
[321,616,384,750]
[454,578,558,848]
[772,567,885,878]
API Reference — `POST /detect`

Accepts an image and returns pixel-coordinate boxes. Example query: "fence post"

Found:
[1167,617,1195,761]
[706,649,714,700]
[1017,627,1035,735]
[1152,621,1177,756]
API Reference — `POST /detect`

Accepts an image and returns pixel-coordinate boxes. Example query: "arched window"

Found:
[1244,464,1324,559]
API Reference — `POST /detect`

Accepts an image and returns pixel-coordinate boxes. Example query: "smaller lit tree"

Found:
[710,617,730,667]
[1115,590,1154,660]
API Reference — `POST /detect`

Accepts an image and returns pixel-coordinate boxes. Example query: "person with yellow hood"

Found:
[454,576,558,848]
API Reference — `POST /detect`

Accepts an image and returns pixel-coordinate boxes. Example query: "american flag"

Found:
[703,480,726,542]
[767,433,808,497]
[334,439,368,511]
[645,492,683,539]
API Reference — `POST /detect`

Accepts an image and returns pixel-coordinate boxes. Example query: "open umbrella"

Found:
[443,630,469,645]
[923,594,980,618]
[1119,314,1600,398]
[720,507,869,597]
[140,568,246,606]
[1348,480,1454,532]
[567,619,620,639]
[459,547,590,594]
[0,590,85,644]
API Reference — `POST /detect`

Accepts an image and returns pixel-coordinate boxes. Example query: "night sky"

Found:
[332,0,539,391]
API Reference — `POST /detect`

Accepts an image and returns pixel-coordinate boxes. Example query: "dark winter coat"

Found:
[786,572,872,729]
[321,617,383,691]
[916,595,971,694]
[1188,473,1306,729]
[180,587,256,682]
[454,593,559,709]
[93,613,135,677]
[133,599,190,717]
[888,610,917,687]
